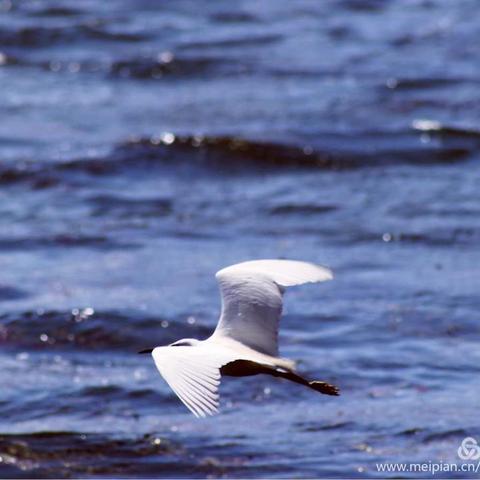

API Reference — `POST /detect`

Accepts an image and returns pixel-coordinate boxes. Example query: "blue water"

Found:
[1,0,480,478]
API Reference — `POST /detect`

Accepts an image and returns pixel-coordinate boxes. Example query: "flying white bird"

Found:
[140,259,338,418]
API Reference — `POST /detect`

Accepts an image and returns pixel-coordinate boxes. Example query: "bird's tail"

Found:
[275,357,297,371]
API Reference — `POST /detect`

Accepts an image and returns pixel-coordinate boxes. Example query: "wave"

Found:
[88,194,172,218]
[411,119,480,138]
[0,23,149,48]
[268,204,338,215]
[177,33,282,50]
[388,227,480,246]
[0,310,213,351]
[382,77,468,91]
[0,135,345,189]
[209,11,260,23]
[0,234,136,251]
[0,429,289,478]
[249,222,480,248]
[1,52,248,80]
[338,0,386,12]
[1,129,477,190]
[295,420,355,433]
[113,135,355,170]
[109,55,246,79]
[52,128,480,173]
[29,6,84,17]
[0,285,30,302]
[0,431,180,477]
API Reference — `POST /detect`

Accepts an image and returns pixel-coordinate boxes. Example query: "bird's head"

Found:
[169,338,200,347]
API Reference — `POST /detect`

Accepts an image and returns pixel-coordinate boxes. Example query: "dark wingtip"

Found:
[138,348,153,354]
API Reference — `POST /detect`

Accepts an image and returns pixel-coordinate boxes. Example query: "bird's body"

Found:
[143,259,338,418]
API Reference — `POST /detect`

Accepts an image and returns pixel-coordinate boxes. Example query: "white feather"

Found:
[216,259,333,287]
[211,260,332,356]
[152,345,237,418]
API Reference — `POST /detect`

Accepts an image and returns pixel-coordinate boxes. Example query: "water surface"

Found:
[1,0,479,478]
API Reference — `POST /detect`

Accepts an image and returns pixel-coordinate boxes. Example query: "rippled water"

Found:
[1,0,480,478]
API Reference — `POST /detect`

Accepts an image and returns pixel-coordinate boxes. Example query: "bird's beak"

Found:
[138,348,153,354]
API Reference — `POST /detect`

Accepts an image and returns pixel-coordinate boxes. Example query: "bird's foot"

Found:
[309,380,340,396]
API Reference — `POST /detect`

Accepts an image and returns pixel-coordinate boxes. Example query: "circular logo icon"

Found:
[458,437,480,460]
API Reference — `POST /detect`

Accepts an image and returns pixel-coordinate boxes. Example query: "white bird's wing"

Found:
[151,345,237,418]
[212,260,333,356]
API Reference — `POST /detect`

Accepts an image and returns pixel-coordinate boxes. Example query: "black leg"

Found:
[271,368,340,396]
[221,360,339,396]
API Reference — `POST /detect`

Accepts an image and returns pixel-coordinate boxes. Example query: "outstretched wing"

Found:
[151,345,236,418]
[212,260,333,357]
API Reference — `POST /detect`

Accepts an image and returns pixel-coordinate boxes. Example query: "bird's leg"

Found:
[221,360,339,396]
[270,367,340,396]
